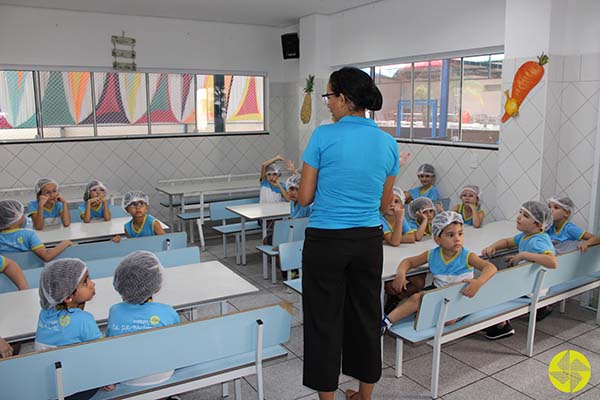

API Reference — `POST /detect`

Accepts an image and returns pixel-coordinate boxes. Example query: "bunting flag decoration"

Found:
[66,72,91,124]
[135,73,178,124]
[39,71,75,126]
[227,76,263,122]
[82,72,129,124]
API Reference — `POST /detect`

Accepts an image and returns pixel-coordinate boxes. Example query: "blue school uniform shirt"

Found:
[457,203,483,226]
[428,247,474,288]
[302,116,399,229]
[35,308,102,348]
[0,228,44,252]
[124,214,159,238]
[78,201,107,220]
[405,217,432,236]
[547,221,585,243]
[27,200,64,226]
[512,232,556,255]
[259,180,287,203]
[0,255,6,273]
[380,214,415,236]
[106,301,180,337]
[290,201,312,219]
[408,185,439,202]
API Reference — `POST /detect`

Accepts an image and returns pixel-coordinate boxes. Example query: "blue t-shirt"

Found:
[290,201,312,219]
[35,308,102,348]
[428,247,474,288]
[302,116,399,229]
[380,214,415,236]
[457,203,483,226]
[106,301,180,337]
[0,255,6,273]
[27,200,64,226]
[408,185,439,202]
[547,221,585,243]
[124,214,159,238]
[78,201,107,220]
[512,232,556,255]
[405,217,432,236]
[0,228,44,252]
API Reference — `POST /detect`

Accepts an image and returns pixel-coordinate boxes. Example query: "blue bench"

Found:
[208,197,261,262]
[0,246,200,294]
[3,232,188,270]
[387,244,600,398]
[69,204,127,222]
[0,304,291,400]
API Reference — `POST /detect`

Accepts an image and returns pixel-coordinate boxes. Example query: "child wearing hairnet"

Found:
[406,197,436,241]
[452,185,485,228]
[112,191,165,243]
[286,174,312,219]
[259,155,290,203]
[404,163,440,204]
[547,195,600,253]
[28,177,71,230]
[107,251,180,386]
[79,180,111,223]
[382,211,496,333]
[0,199,73,261]
[481,201,557,339]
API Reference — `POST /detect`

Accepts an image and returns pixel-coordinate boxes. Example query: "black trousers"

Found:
[302,226,383,392]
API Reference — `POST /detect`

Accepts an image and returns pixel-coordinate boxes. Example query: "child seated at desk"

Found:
[547,195,600,253]
[381,211,496,333]
[113,191,165,243]
[79,180,111,223]
[404,163,440,204]
[28,177,70,230]
[35,258,114,399]
[107,251,180,387]
[259,155,290,203]
[481,201,557,339]
[0,199,73,262]
[452,185,485,228]
[286,174,312,218]
[406,197,436,241]
[0,255,28,290]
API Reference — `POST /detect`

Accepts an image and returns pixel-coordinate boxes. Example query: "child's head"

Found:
[547,195,575,222]
[122,191,149,217]
[460,185,480,205]
[34,177,59,202]
[408,197,436,223]
[83,180,107,201]
[39,258,95,310]
[517,201,552,233]
[286,174,301,202]
[265,164,281,185]
[0,199,26,230]
[432,211,464,251]
[113,251,163,304]
[416,163,435,187]
[385,186,406,216]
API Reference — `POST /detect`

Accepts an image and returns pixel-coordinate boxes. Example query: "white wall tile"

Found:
[563,54,582,82]
[581,53,600,81]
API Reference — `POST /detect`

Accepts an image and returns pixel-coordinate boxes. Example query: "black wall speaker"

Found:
[281,33,299,59]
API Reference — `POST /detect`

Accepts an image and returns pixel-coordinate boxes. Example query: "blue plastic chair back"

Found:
[69,204,127,222]
[279,241,303,272]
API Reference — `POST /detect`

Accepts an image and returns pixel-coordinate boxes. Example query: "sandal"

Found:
[345,389,360,399]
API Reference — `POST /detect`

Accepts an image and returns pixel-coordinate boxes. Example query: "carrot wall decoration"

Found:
[502,53,549,123]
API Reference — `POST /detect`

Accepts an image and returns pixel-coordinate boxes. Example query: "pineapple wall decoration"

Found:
[300,75,315,124]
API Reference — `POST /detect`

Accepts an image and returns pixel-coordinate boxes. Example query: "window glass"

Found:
[0,70,38,140]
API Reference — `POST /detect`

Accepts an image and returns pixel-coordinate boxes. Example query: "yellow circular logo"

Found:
[59,315,71,327]
[548,350,591,393]
[149,315,160,325]
[17,236,24,244]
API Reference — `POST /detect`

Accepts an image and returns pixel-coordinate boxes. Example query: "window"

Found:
[0,69,266,141]
[371,53,503,146]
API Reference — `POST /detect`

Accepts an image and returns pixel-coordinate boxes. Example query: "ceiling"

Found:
[0,0,382,27]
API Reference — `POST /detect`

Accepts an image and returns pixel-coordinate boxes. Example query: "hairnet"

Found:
[286,174,301,189]
[266,163,280,175]
[113,251,163,304]
[461,185,480,197]
[83,180,107,201]
[122,191,149,210]
[34,177,58,195]
[417,163,435,176]
[39,259,87,309]
[392,186,406,204]
[521,201,553,231]
[0,199,25,230]
[408,197,435,220]
[548,195,575,214]
[432,211,464,237]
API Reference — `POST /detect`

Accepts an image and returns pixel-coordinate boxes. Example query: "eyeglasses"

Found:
[127,201,147,209]
[321,92,337,105]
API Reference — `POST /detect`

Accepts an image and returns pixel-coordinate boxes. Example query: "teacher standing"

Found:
[298,67,399,400]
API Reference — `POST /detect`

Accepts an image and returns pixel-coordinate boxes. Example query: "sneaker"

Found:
[536,305,553,321]
[381,315,392,335]
[485,321,515,340]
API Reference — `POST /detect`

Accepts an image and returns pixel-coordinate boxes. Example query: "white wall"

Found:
[0,5,285,80]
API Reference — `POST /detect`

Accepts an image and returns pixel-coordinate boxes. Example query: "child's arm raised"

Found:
[33,240,74,262]
[57,193,71,227]
[507,251,558,269]
[260,155,284,182]
[414,211,428,241]
[462,253,497,297]
[385,206,406,246]
[102,198,111,221]
[578,232,600,252]
[30,197,47,230]
[274,181,291,202]
[2,258,29,290]
[390,251,429,294]
[481,237,514,257]
[466,203,485,228]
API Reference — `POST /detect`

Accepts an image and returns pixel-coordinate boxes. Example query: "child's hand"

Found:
[286,159,296,174]
[274,154,285,162]
[0,337,13,358]
[461,278,482,298]
[102,384,116,392]
[56,193,67,203]
[505,253,524,266]
[63,240,74,248]
[578,243,589,252]
[112,235,121,243]
[391,272,408,293]
[435,202,444,213]
[399,151,411,167]
[392,203,405,218]
[481,246,495,257]
[38,194,49,207]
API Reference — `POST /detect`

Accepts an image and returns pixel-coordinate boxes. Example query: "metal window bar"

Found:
[458,57,464,142]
